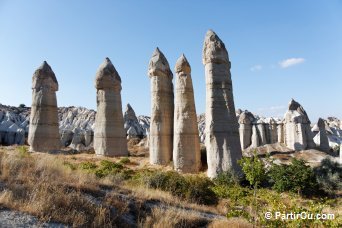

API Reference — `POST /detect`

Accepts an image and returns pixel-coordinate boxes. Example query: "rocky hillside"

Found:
[0,102,341,152]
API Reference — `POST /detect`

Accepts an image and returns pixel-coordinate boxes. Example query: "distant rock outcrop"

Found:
[283,99,315,151]
[313,118,330,152]
[124,104,145,138]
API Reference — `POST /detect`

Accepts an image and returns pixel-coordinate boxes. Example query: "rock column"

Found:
[284,99,315,151]
[94,58,127,157]
[277,121,284,143]
[315,118,330,152]
[256,119,267,145]
[173,54,201,173]
[269,118,278,144]
[238,111,253,150]
[148,48,174,165]
[202,30,242,178]
[28,61,61,152]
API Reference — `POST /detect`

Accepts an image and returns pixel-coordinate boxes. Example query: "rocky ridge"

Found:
[0,103,341,153]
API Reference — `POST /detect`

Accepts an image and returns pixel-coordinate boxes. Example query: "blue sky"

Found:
[0,0,341,122]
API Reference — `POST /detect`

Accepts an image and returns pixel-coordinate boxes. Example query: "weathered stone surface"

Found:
[173,54,201,173]
[277,120,284,143]
[148,48,174,165]
[313,118,330,152]
[268,118,278,144]
[283,99,315,151]
[202,30,242,178]
[256,119,267,145]
[124,104,145,138]
[238,111,254,149]
[251,125,260,148]
[28,61,61,152]
[94,58,127,157]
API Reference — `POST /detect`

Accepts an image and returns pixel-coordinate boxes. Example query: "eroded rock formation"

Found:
[124,104,145,138]
[94,58,127,157]
[238,111,254,149]
[148,48,174,165]
[173,54,201,173]
[28,61,61,152]
[202,30,242,178]
[313,118,330,152]
[283,99,315,151]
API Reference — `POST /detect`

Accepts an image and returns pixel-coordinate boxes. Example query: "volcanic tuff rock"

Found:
[148,48,174,165]
[124,103,145,138]
[94,57,127,157]
[202,30,242,178]
[238,111,255,149]
[283,99,315,151]
[28,61,61,152]
[313,118,332,152]
[173,54,201,173]
[1,104,341,153]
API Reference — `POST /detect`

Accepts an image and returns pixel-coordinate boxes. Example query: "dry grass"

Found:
[124,184,221,216]
[139,207,208,228]
[208,218,252,228]
[0,146,129,226]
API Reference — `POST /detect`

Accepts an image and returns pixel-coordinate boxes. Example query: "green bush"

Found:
[238,153,266,190]
[268,159,319,196]
[95,160,124,178]
[63,161,77,171]
[314,158,342,194]
[17,146,30,158]
[119,157,130,164]
[79,161,97,170]
[184,175,218,205]
[136,170,217,205]
[212,171,238,187]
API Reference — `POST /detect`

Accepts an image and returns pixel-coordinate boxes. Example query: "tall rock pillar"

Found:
[202,30,242,178]
[284,99,315,151]
[94,58,127,157]
[28,61,61,152]
[238,111,254,150]
[148,48,174,165]
[173,54,201,173]
[315,118,330,152]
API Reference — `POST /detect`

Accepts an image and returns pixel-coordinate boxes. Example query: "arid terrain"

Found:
[0,139,341,227]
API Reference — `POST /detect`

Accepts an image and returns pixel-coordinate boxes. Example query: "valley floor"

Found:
[0,142,340,227]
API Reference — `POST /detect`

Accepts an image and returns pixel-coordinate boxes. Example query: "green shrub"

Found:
[136,170,217,205]
[184,175,218,205]
[212,171,238,187]
[314,158,342,194]
[95,160,124,178]
[268,159,319,196]
[17,146,30,158]
[238,153,266,190]
[63,161,77,171]
[79,161,97,170]
[120,157,130,164]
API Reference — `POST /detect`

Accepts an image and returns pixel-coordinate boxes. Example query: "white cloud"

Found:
[250,65,262,71]
[279,58,305,68]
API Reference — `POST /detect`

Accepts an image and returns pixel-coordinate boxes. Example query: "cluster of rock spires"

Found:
[1,30,341,178]
[235,99,317,151]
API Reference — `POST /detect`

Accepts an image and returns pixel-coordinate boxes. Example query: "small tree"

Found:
[238,152,266,195]
[238,152,266,224]
[18,104,26,108]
